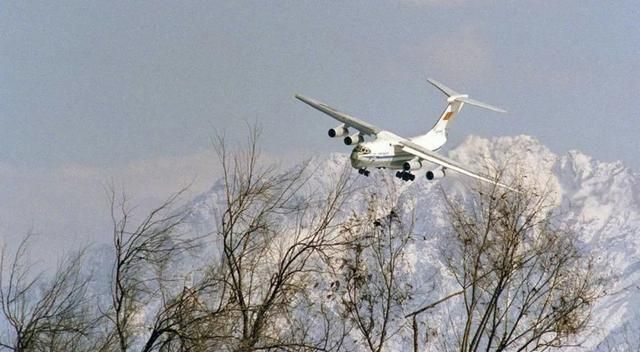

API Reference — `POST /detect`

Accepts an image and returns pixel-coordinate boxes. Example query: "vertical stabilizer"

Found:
[431,99,465,134]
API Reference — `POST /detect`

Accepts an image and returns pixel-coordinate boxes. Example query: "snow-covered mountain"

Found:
[183,134,640,351]
[454,136,640,350]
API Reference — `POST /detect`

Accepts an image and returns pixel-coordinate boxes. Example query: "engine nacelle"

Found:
[426,168,446,180]
[344,133,364,145]
[403,159,422,171]
[328,125,349,138]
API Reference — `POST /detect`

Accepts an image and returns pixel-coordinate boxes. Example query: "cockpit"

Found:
[353,145,371,154]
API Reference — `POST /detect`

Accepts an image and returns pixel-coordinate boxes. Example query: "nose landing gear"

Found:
[395,170,415,182]
[358,168,370,177]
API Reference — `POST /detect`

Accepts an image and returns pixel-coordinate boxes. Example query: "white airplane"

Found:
[295,79,513,190]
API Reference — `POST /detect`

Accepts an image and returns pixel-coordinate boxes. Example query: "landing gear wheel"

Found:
[395,170,414,182]
[358,168,370,177]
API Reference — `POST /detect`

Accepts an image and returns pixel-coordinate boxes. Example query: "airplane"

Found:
[295,79,514,190]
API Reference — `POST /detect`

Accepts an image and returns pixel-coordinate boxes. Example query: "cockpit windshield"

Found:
[354,145,371,154]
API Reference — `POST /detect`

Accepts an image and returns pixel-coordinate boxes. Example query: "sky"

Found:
[1,1,639,254]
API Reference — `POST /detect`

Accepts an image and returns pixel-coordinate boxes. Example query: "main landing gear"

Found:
[358,168,370,177]
[395,170,415,182]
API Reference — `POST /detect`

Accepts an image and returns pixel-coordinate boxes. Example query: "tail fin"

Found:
[428,78,506,134]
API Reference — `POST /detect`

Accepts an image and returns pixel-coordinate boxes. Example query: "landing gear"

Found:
[358,168,370,177]
[395,170,415,182]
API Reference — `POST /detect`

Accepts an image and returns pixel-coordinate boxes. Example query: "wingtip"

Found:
[294,94,309,103]
[294,94,320,107]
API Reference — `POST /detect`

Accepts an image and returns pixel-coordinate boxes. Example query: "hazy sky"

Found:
[1,1,638,251]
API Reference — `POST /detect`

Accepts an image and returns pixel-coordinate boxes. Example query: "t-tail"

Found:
[428,78,506,134]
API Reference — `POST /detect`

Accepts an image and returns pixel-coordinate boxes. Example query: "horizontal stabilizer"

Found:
[427,78,459,97]
[455,96,507,113]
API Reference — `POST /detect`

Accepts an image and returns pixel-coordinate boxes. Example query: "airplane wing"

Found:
[399,139,517,192]
[295,95,382,136]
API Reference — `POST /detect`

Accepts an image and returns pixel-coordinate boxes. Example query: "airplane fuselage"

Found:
[350,129,446,170]
[350,144,413,170]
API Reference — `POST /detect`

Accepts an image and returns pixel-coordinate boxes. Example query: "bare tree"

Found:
[333,187,414,352]
[83,127,359,352]
[206,129,356,351]
[0,234,93,351]
[98,188,201,352]
[435,176,604,351]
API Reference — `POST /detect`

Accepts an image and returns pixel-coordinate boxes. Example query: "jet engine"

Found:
[403,159,422,171]
[344,133,364,145]
[426,168,446,180]
[328,125,349,138]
